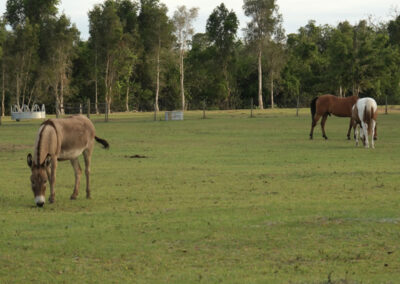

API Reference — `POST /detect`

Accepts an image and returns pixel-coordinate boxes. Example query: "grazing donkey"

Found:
[27,115,109,207]
[351,97,378,148]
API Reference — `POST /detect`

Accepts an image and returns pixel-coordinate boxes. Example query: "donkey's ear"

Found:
[44,154,52,168]
[27,154,33,168]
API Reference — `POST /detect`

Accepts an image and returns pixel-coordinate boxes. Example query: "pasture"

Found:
[0,109,399,283]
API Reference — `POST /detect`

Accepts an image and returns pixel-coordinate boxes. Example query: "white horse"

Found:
[351,97,378,148]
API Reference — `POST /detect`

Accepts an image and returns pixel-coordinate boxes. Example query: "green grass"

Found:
[1,109,400,283]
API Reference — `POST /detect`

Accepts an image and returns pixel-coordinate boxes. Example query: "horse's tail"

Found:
[363,105,373,136]
[95,136,110,149]
[310,97,318,120]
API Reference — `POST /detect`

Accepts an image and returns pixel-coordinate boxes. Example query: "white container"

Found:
[165,111,184,121]
[11,104,46,121]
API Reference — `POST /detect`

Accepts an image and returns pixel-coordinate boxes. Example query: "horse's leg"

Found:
[347,118,353,140]
[361,122,369,148]
[310,114,321,140]
[49,157,58,203]
[371,120,376,149]
[374,123,378,140]
[321,114,329,140]
[70,158,82,200]
[83,147,93,199]
[355,124,359,146]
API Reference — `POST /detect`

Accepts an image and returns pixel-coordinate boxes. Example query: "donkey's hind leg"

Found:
[83,148,93,199]
[70,158,82,200]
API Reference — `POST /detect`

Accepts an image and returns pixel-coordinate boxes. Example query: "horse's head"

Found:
[27,153,51,207]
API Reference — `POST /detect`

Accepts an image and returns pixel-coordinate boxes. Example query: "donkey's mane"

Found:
[36,120,59,165]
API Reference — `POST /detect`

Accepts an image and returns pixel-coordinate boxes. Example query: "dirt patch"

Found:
[125,154,148,159]
[0,143,31,152]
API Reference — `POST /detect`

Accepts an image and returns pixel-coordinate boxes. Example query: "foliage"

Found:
[1,1,400,112]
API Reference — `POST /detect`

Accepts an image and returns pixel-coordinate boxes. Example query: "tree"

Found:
[89,1,131,113]
[4,19,39,108]
[139,0,174,111]
[263,18,285,108]
[0,19,6,117]
[40,14,79,115]
[173,5,199,111]
[206,3,239,108]
[243,0,281,109]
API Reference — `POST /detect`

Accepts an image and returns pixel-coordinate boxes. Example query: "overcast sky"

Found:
[0,0,398,40]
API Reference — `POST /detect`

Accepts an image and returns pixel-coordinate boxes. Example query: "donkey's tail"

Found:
[95,136,110,149]
[310,97,318,120]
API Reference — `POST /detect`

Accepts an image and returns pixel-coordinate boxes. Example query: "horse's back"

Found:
[316,94,358,117]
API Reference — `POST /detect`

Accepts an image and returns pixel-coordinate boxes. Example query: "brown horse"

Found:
[309,94,359,140]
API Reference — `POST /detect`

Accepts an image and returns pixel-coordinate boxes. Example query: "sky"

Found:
[0,0,398,40]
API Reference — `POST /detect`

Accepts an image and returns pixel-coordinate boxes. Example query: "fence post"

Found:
[105,103,109,122]
[87,99,90,119]
[385,95,388,115]
[0,107,2,126]
[296,95,300,117]
[154,103,157,121]
[80,103,82,114]
[202,100,206,119]
[56,100,60,118]
[250,98,254,118]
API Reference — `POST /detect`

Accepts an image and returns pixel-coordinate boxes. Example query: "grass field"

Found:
[0,108,399,283]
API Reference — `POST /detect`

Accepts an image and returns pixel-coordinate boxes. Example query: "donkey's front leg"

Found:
[49,158,58,203]
[70,158,82,200]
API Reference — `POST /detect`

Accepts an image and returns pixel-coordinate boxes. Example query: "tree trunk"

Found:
[270,72,274,109]
[1,63,5,117]
[155,39,160,112]
[258,48,264,110]
[95,51,99,114]
[125,83,130,112]
[180,48,185,111]
[223,63,231,109]
[60,73,65,115]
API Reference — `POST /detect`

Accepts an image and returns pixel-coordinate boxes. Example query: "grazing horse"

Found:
[352,97,378,148]
[309,94,359,140]
[27,115,109,207]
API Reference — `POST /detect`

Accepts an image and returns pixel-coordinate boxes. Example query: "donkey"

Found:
[352,97,378,148]
[27,115,109,207]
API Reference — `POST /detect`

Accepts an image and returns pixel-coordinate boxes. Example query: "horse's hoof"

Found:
[86,195,91,199]
[374,137,378,141]
[48,198,55,204]
[323,136,328,140]
[70,195,77,200]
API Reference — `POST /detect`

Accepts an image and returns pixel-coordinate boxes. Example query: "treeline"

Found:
[1,0,400,116]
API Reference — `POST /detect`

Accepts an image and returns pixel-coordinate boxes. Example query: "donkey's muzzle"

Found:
[35,195,45,207]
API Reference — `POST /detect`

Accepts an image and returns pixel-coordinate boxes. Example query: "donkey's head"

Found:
[27,153,51,207]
